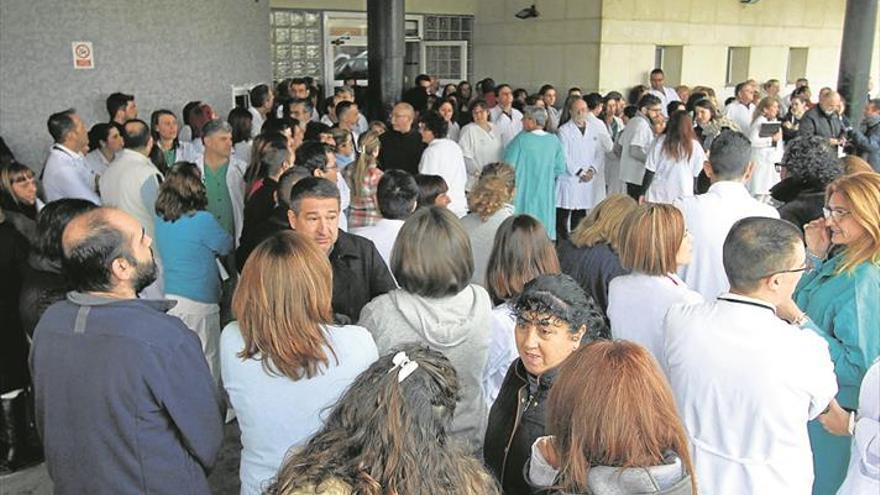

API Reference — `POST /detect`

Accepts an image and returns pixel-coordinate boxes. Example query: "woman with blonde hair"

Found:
[527,340,696,494]
[798,171,880,494]
[345,130,383,228]
[557,194,637,314]
[221,231,378,495]
[0,162,42,244]
[607,204,702,364]
[748,96,784,202]
[460,162,516,286]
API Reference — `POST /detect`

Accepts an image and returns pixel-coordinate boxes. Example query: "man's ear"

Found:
[110,257,132,283]
[286,209,297,230]
[743,161,755,182]
[702,160,714,179]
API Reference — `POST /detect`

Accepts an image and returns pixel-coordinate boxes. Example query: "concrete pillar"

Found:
[837,0,878,124]
[367,0,405,122]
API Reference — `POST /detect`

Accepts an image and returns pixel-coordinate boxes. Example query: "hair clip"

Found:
[389,351,419,383]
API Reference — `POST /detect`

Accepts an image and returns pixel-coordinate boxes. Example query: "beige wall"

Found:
[472,0,603,91]
[472,0,880,99]
[270,0,476,15]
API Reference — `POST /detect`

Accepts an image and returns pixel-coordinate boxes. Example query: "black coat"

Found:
[378,129,426,176]
[799,107,843,140]
[330,230,396,323]
[770,177,826,231]
[236,206,290,272]
[484,359,558,495]
[557,239,627,323]
[1,221,30,393]
[19,254,69,339]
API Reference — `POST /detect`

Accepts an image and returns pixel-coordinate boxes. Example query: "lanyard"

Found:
[717,296,776,315]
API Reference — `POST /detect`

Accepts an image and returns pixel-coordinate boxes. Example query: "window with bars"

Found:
[271,9,322,81]
[423,15,473,82]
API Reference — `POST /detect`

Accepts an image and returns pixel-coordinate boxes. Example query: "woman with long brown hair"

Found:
[345,130,383,228]
[266,344,500,495]
[640,110,706,203]
[527,340,696,494]
[220,231,378,495]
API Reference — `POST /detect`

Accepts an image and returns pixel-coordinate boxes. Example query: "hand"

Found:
[579,169,595,183]
[819,399,851,436]
[829,138,841,146]
[638,195,647,205]
[776,298,805,324]
[804,218,831,257]
[772,130,783,144]
[536,436,560,469]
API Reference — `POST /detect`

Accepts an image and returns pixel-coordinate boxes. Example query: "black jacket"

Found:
[19,254,69,339]
[770,177,826,231]
[378,129,426,176]
[236,206,290,272]
[330,230,396,323]
[799,106,843,141]
[557,239,626,322]
[1,221,30,393]
[484,359,558,495]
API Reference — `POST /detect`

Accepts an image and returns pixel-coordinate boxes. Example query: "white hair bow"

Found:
[389,351,419,383]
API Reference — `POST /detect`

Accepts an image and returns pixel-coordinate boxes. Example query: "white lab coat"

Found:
[248,107,265,139]
[724,101,756,138]
[446,121,461,143]
[607,272,703,365]
[194,154,247,247]
[664,294,838,495]
[649,86,681,117]
[674,181,779,300]
[837,359,880,495]
[586,113,613,204]
[618,114,655,186]
[83,149,113,179]
[350,218,404,271]
[489,106,523,148]
[605,115,626,195]
[41,144,101,204]
[556,120,603,210]
[458,122,503,191]
[482,302,517,409]
[418,138,468,217]
[644,136,706,204]
[748,116,784,197]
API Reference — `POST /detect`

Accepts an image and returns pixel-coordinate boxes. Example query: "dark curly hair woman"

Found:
[771,136,844,230]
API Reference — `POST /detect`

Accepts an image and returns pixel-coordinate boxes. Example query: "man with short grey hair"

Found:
[664,216,838,495]
[800,91,845,147]
[503,104,566,239]
[194,120,247,245]
[674,131,779,299]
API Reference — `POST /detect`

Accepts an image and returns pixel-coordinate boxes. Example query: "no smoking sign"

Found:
[72,41,94,69]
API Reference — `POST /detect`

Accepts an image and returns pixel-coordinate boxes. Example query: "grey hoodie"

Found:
[358,285,492,450]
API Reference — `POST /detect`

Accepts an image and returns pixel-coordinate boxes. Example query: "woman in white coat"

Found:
[640,111,705,204]
[748,97,784,203]
[607,203,702,364]
[458,99,503,192]
[556,96,603,240]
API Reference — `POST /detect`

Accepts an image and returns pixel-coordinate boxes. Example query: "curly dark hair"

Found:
[782,136,843,188]
[266,344,500,495]
[514,273,609,340]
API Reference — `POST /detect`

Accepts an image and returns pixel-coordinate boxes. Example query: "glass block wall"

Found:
[423,15,474,82]
[270,9,323,81]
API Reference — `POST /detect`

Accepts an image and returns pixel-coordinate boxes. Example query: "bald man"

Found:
[378,102,426,175]
[800,91,845,146]
[30,208,223,494]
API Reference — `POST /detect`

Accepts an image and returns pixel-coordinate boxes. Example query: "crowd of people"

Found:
[0,68,878,495]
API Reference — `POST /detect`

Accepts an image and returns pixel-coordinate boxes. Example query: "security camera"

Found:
[515,4,539,19]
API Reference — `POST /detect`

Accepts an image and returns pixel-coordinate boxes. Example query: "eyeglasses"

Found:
[823,206,851,220]
[774,162,787,173]
[764,265,808,278]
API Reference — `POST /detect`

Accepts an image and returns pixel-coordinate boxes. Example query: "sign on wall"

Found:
[72,41,94,69]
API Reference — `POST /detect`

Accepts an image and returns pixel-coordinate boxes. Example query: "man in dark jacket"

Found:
[849,98,880,171]
[378,103,426,175]
[30,207,223,494]
[287,177,395,323]
[799,91,844,146]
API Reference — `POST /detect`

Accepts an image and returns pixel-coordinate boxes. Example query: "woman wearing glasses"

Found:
[798,172,880,495]
[0,162,42,244]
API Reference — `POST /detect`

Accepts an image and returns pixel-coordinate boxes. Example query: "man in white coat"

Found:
[418,111,468,217]
[618,93,662,199]
[648,68,680,118]
[674,131,779,300]
[555,96,607,240]
[41,109,101,204]
[489,84,523,148]
[664,216,838,495]
[585,93,614,205]
[193,120,247,248]
[247,84,273,139]
[725,81,757,135]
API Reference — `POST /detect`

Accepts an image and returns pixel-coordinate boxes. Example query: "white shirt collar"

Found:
[54,143,84,158]
[718,292,777,313]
